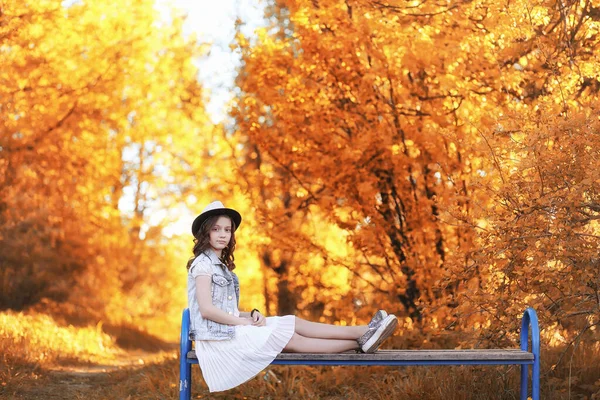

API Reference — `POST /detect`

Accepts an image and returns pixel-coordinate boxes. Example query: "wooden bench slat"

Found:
[187,349,533,362]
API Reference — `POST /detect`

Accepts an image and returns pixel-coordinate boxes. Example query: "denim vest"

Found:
[187,250,240,341]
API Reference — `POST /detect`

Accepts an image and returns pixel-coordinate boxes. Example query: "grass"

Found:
[2,310,600,399]
[0,310,124,366]
[4,356,600,399]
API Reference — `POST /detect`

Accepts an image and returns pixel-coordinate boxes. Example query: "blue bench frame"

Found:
[179,308,540,399]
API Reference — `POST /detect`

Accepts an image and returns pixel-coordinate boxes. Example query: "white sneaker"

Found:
[356,310,387,349]
[357,314,398,353]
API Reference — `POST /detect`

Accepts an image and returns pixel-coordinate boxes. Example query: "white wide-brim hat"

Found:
[191,201,242,236]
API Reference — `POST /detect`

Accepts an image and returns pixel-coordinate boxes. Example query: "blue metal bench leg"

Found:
[520,362,528,400]
[180,309,192,400]
[532,342,540,400]
[520,308,540,400]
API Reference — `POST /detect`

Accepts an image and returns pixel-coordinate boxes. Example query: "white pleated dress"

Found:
[188,252,295,392]
[195,314,295,392]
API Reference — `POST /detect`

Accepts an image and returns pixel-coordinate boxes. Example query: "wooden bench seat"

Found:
[187,348,534,365]
[179,308,540,399]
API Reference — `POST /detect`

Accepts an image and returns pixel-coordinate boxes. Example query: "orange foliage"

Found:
[232,0,600,343]
[0,0,211,334]
[1,0,598,357]
[454,109,600,345]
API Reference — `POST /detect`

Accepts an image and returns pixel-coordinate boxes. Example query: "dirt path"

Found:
[6,350,178,400]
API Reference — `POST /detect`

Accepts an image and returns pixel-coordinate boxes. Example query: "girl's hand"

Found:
[252,311,266,327]
[238,317,253,326]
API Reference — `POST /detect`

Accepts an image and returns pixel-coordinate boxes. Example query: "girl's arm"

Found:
[195,275,251,326]
[240,309,267,327]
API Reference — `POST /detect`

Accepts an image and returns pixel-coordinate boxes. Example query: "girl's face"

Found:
[209,216,232,254]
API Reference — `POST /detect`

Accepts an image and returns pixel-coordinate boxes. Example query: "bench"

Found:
[179,308,540,400]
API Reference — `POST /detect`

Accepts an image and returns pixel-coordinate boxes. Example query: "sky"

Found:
[166,0,267,123]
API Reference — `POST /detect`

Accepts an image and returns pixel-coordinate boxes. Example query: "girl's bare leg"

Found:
[294,317,368,340]
[283,333,359,353]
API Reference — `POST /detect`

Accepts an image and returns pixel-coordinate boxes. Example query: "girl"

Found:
[187,201,398,392]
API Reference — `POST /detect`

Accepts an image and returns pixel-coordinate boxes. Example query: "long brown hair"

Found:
[186,214,237,271]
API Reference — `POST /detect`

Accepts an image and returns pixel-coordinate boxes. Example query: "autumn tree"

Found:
[0,0,212,327]
[450,108,600,347]
[229,126,349,318]
[233,0,600,332]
